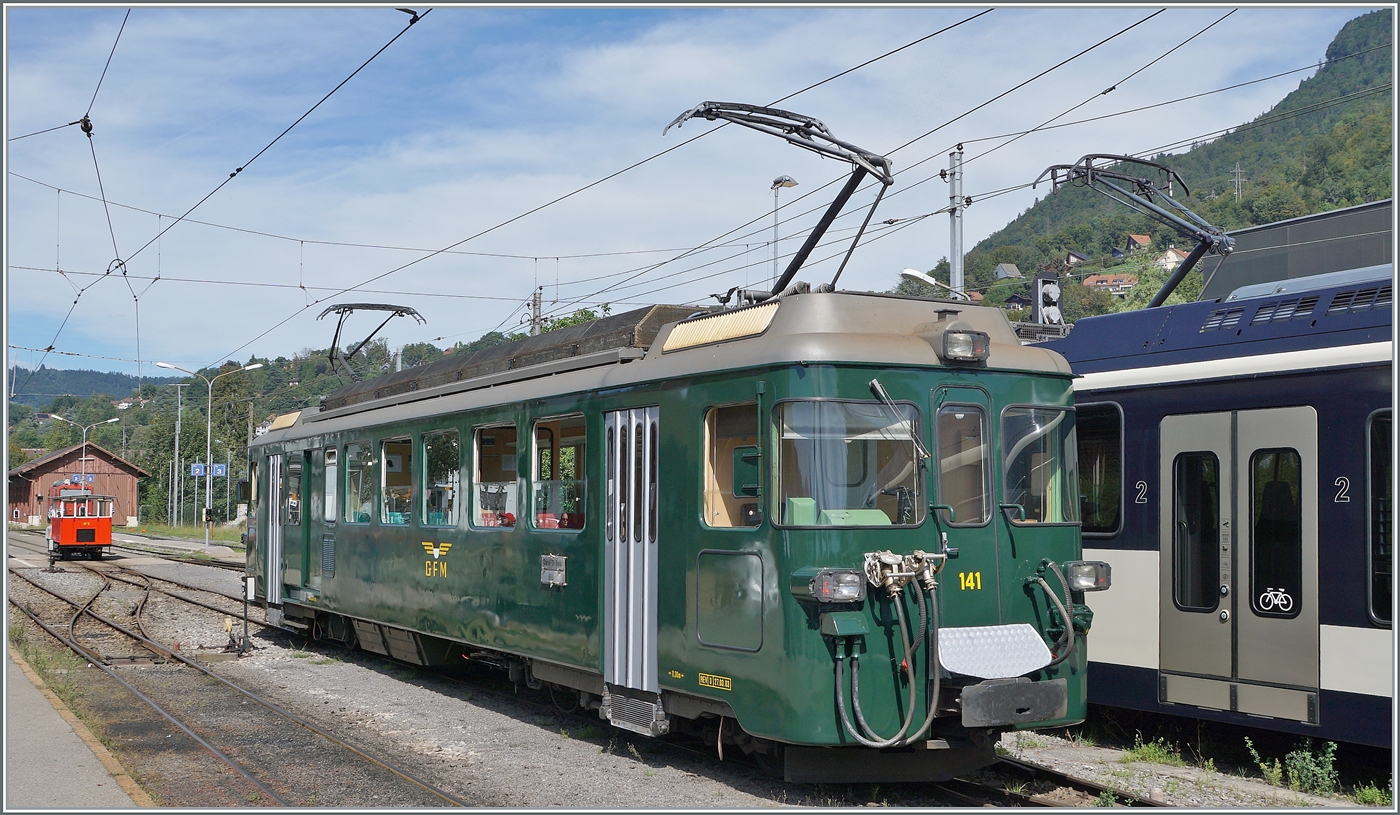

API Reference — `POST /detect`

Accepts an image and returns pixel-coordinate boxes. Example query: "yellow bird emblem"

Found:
[422,541,452,559]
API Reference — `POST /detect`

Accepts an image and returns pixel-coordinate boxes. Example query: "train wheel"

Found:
[752,744,786,779]
[91,550,103,561]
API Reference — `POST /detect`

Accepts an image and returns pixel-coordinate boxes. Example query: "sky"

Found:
[3,4,1381,387]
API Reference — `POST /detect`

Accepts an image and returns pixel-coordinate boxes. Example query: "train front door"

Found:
[1158,407,1319,724]
[602,407,662,732]
[931,386,1002,622]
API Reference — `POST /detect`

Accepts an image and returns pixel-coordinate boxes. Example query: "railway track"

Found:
[8,564,472,807]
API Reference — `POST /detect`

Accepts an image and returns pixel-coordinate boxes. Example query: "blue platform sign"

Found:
[191,463,206,477]
[212,464,227,477]
[70,474,81,483]
[85,474,95,483]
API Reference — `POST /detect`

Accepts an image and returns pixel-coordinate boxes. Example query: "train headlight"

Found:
[1064,560,1112,592]
[941,330,991,363]
[791,568,867,603]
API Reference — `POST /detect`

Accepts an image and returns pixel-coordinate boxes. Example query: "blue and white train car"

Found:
[1040,264,1393,748]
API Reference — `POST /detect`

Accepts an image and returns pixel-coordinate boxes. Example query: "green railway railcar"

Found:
[246,290,1109,782]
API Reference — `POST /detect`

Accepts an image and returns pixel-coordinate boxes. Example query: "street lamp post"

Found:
[156,361,264,546]
[46,415,120,483]
[771,175,798,282]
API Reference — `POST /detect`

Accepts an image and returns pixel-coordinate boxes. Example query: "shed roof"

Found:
[8,442,151,479]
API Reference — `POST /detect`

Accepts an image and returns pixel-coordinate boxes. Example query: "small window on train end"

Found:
[532,416,585,532]
[1249,448,1302,620]
[473,424,518,528]
[1077,403,1123,537]
[380,438,413,526]
[1369,412,1391,626]
[343,442,374,524]
[322,447,338,524]
[285,459,303,527]
[703,403,761,528]
[422,429,461,528]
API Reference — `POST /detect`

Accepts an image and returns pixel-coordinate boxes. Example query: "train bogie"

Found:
[248,291,1109,780]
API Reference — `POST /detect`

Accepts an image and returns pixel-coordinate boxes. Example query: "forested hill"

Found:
[6,366,180,408]
[961,9,1392,288]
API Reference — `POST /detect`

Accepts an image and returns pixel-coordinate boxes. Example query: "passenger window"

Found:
[1370,412,1392,624]
[936,404,989,525]
[703,403,761,528]
[285,460,302,526]
[343,443,374,524]
[323,448,338,524]
[473,425,518,527]
[532,416,585,530]
[1077,404,1122,536]
[1250,448,1302,618]
[381,438,412,525]
[423,430,460,527]
[1173,452,1219,611]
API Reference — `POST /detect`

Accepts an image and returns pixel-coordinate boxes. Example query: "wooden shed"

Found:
[8,443,149,527]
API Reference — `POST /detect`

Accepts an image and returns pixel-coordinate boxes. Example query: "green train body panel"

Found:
[247,292,1091,748]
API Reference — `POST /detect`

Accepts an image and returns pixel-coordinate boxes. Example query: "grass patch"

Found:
[574,725,606,739]
[1014,731,1047,750]
[310,657,338,665]
[1093,790,1119,807]
[1282,738,1338,795]
[289,650,312,659]
[133,523,245,544]
[1245,737,1284,787]
[1122,733,1186,766]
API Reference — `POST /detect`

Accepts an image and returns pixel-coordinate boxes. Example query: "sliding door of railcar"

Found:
[1158,408,1319,724]
[603,407,660,694]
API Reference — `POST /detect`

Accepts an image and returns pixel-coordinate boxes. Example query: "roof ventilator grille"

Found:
[1250,295,1320,325]
[1200,307,1245,332]
[1328,285,1392,316]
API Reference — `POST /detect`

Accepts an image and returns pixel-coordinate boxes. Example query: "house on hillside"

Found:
[1154,247,1189,270]
[1064,251,1089,267]
[1111,247,1126,259]
[1082,273,1139,297]
[994,263,1022,280]
[1126,234,1152,253]
[1003,293,1032,310]
[8,442,149,527]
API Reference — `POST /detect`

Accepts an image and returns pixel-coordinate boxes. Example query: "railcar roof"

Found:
[257,290,1071,444]
[1040,265,1393,374]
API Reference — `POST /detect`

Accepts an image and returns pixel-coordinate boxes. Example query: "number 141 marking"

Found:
[959,571,982,590]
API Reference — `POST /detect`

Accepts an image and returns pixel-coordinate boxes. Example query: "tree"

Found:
[541,304,612,334]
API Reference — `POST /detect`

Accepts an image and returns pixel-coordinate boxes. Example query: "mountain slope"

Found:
[961,9,1392,291]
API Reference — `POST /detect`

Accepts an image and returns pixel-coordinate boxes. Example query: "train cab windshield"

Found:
[776,400,924,527]
[1002,407,1079,524]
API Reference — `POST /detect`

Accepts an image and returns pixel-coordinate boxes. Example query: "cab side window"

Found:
[703,403,760,527]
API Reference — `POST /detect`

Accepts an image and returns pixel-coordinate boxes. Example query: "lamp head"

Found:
[242,363,264,372]
[155,362,175,370]
[771,175,798,190]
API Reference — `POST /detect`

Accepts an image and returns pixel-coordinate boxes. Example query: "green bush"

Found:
[1245,737,1284,787]
[1283,738,1338,795]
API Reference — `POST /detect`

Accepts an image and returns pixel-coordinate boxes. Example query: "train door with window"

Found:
[602,407,662,732]
[932,387,1002,622]
[1158,407,1319,724]
[281,452,308,598]
[265,453,285,625]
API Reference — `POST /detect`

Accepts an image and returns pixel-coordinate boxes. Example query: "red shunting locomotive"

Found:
[44,481,115,562]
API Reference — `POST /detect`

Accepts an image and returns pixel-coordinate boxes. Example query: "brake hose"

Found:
[1035,566,1077,669]
[836,585,920,747]
[904,583,943,743]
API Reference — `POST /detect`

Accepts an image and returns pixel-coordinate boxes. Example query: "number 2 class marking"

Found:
[1334,476,1351,503]
[959,571,982,590]
[1135,481,1149,504]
